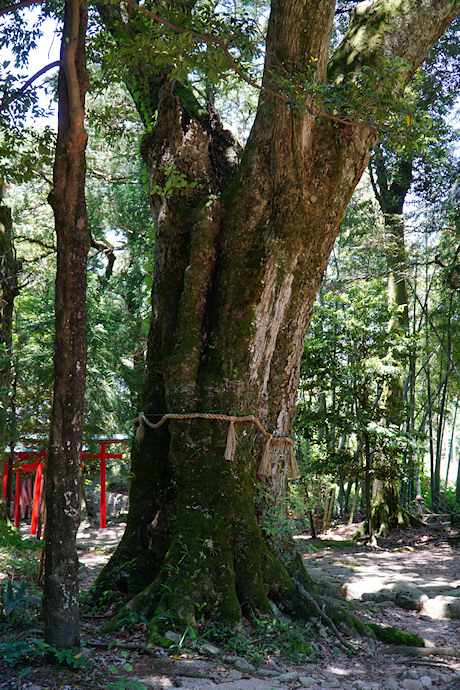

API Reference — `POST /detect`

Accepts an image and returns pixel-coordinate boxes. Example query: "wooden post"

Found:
[14,469,21,527]
[100,441,107,529]
[31,462,43,536]
[2,459,7,500]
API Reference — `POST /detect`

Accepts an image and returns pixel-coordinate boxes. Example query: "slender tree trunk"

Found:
[433,295,453,510]
[456,447,460,507]
[0,202,20,521]
[364,433,373,540]
[42,0,89,649]
[368,149,413,533]
[426,330,436,509]
[434,373,448,511]
[445,401,457,485]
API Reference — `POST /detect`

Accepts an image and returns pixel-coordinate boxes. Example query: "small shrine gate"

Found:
[2,436,129,535]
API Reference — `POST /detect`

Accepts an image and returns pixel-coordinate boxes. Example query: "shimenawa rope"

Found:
[135,411,300,479]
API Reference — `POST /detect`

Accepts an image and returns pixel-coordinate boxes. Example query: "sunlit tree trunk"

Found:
[93,0,459,632]
[368,148,414,535]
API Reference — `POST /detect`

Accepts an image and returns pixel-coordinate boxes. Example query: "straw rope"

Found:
[135,411,300,479]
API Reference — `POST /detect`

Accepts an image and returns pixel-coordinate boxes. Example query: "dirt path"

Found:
[298,531,460,650]
[2,523,460,690]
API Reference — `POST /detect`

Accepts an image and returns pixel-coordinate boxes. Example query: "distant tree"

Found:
[368,19,460,522]
[296,273,416,534]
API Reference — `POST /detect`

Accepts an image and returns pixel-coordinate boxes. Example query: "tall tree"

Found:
[368,145,413,536]
[42,0,89,649]
[93,0,459,633]
[0,193,20,522]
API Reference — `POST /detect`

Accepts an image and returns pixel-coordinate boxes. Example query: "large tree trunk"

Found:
[93,0,459,634]
[42,0,89,649]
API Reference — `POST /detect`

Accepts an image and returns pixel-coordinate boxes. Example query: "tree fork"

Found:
[91,0,460,644]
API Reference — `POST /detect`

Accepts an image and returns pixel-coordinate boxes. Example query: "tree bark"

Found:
[42,0,89,649]
[92,0,460,633]
[0,202,20,521]
[368,148,413,534]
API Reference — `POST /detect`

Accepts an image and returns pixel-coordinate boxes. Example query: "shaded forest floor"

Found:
[1,520,460,690]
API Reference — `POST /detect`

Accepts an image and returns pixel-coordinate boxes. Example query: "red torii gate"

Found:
[2,436,128,535]
[82,436,128,529]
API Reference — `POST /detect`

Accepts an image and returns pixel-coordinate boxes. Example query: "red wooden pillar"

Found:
[14,469,21,528]
[100,441,107,529]
[30,462,43,536]
[2,459,7,500]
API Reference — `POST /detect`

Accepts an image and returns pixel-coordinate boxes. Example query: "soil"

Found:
[1,521,459,690]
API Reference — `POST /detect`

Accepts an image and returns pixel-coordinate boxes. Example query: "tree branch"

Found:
[383,647,460,658]
[87,167,138,184]
[63,0,85,132]
[90,235,116,279]
[0,61,61,113]
[0,0,41,15]
[123,0,285,104]
[294,580,356,652]
[122,0,363,127]
[14,235,55,251]
[330,0,460,86]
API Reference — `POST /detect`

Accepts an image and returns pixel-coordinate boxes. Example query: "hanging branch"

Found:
[0,0,41,15]
[0,61,61,113]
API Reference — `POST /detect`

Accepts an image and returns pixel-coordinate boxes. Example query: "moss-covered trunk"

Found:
[369,148,413,535]
[92,0,459,633]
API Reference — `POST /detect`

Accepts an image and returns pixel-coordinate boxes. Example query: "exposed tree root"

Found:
[382,647,460,658]
[95,528,372,655]
[293,581,357,652]
[86,641,220,679]
[353,487,423,540]
[367,623,424,647]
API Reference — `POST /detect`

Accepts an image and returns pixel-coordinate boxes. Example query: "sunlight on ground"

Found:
[326,665,352,676]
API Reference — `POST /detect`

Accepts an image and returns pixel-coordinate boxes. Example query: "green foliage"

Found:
[0,522,41,551]
[0,525,42,612]
[200,618,315,663]
[53,647,89,668]
[258,482,311,562]
[0,637,90,668]
[0,580,39,626]
[0,638,45,666]
[296,277,412,480]
[110,610,148,633]
[107,676,147,690]
[444,486,460,517]
[276,56,425,142]
[3,85,152,447]
[106,647,146,688]
[0,127,56,184]
[150,163,198,199]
